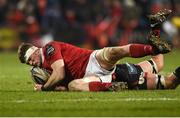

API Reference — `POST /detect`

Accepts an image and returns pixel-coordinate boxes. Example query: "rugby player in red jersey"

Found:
[18,9,175,91]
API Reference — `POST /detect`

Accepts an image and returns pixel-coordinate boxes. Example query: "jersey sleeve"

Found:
[44,42,63,65]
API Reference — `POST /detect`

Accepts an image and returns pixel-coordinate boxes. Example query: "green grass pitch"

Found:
[0,50,180,117]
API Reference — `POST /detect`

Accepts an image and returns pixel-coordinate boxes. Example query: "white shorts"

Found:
[84,50,115,83]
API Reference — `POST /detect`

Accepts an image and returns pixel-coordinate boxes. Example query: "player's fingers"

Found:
[34,86,38,91]
[35,84,41,87]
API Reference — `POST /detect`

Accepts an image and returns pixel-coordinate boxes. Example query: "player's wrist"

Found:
[41,85,53,91]
[41,85,47,91]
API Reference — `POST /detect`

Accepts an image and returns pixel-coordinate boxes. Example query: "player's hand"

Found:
[34,84,43,91]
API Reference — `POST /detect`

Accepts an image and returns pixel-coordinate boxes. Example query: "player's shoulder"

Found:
[44,41,58,46]
[44,41,68,47]
[44,41,62,49]
[43,41,59,57]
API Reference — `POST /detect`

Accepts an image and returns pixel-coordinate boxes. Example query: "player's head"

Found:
[18,43,41,67]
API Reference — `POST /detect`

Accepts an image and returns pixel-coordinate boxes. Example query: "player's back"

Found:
[58,41,93,78]
[42,41,93,79]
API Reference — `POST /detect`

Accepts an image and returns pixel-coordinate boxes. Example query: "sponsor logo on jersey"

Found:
[45,45,55,57]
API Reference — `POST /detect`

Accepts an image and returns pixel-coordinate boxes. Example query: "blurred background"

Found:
[0,0,180,50]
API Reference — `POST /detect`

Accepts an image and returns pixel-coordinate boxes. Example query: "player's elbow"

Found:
[68,80,79,91]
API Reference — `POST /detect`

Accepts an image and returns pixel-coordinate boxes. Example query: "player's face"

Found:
[27,49,41,67]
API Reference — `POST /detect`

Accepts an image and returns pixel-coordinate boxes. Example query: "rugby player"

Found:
[68,59,180,91]
[18,9,172,91]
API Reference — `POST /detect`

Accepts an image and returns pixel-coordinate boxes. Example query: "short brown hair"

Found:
[18,43,33,63]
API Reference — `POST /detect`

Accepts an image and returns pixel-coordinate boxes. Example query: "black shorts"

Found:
[114,63,145,89]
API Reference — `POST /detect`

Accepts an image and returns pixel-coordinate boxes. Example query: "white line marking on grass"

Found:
[1,97,179,103]
[123,97,179,101]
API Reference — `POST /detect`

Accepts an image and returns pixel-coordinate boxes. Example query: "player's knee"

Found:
[102,47,120,62]
[68,80,82,91]
[107,45,130,58]
[107,47,117,56]
[68,79,88,91]
[108,47,125,59]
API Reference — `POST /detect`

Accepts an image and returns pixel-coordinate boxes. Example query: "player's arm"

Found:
[42,59,65,91]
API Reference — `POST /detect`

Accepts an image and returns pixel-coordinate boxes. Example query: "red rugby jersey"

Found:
[41,41,93,81]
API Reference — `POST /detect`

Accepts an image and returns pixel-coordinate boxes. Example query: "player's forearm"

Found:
[42,71,64,90]
[42,59,65,91]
